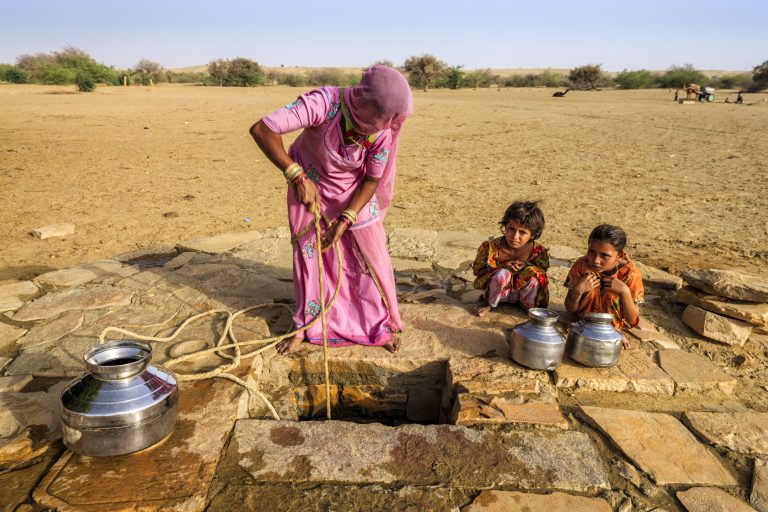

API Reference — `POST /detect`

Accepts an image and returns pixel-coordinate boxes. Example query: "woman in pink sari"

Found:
[250,65,413,354]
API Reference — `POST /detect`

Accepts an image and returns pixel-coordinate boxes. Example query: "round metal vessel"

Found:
[508,308,565,371]
[566,312,623,368]
[60,340,178,457]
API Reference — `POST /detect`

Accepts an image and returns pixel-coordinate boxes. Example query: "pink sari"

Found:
[262,66,413,347]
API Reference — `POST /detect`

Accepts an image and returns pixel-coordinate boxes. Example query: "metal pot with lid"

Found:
[566,312,623,368]
[508,307,566,371]
[60,340,178,457]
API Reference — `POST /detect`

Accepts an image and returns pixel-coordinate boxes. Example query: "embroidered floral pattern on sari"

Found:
[328,102,340,119]
[284,99,301,110]
[303,240,316,259]
[305,299,321,317]
[305,165,320,184]
[372,148,389,164]
[369,197,379,217]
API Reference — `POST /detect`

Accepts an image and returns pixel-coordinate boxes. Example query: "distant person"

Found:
[249,66,413,354]
[472,201,550,316]
[736,91,744,104]
[725,96,731,103]
[563,224,643,348]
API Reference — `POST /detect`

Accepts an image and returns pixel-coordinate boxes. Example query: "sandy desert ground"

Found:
[0,83,766,284]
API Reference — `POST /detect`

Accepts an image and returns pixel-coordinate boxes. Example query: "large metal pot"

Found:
[508,308,565,371]
[60,340,178,457]
[566,312,623,367]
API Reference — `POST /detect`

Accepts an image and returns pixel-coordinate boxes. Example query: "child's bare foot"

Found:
[382,336,401,353]
[276,335,304,355]
[474,304,492,317]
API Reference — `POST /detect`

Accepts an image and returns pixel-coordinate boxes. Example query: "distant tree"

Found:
[446,65,464,89]
[0,64,28,83]
[753,59,768,90]
[464,68,498,88]
[134,58,164,84]
[656,64,707,89]
[208,59,229,86]
[224,57,263,86]
[372,59,394,68]
[615,69,655,89]
[569,64,604,90]
[75,72,96,92]
[15,46,114,84]
[403,54,445,91]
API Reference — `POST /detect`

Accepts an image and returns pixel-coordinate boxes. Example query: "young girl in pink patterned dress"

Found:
[472,201,550,316]
[250,66,412,354]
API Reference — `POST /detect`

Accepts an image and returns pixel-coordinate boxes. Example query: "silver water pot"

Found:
[566,312,623,367]
[508,308,566,371]
[60,340,178,457]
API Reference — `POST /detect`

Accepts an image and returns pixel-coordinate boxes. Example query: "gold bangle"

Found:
[340,209,357,223]
[283,163,300,179]
[284,165,303,182]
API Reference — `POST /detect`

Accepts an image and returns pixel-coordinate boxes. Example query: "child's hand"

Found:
[602,276,630,296]
[506,260,525,273]
[573,273,600,295]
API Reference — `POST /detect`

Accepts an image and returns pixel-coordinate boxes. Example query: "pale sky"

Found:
[1,0,766,72]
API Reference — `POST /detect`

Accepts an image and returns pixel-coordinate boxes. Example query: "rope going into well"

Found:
[99,202,338,421]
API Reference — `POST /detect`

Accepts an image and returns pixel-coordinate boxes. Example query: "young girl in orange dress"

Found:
[564,224,644,346]
[472,201,550,316]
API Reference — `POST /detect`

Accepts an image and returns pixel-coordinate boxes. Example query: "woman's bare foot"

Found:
[474,304,492,317]
[276,335,304,355]
[382,336,401,353]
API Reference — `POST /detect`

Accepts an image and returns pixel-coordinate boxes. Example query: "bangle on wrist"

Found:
[338,216,352,227]
[340,208,358,224]
[292,173,307,187]
[283,163,303,182]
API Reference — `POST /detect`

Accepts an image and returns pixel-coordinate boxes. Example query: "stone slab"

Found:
[5,335,100,377]
[464,490,612,511]
[113,245,178,263]
[580,406,736,486]
[12,286,134,322]
[162,251,197,270]
[627,327,680,350]
[454,395,568,429]
[682,305,752,346]
[677,286,768,327]
[228,237,294,281]
[31,223,75,239]
[388,228,438,262]
[33,378,246,512]
[448,356,555,400]
[0,322,27,351]
[547,245,583,263]
[172,263,293,303]
[0,357,10,373]
[555,349,675,395]
[177,230,264,254]
[659,350,738,394]
[684,411,768,457]
[207,484,470,512]
[752,459,768,512]
[0,375,32,393]
[677,487,757,512]
[634,261,683,290]
[0,456,54,512]
[683,269,768,303]
[390,257,434,272]
[34,260,128,288]
[228,420,609,492]
[16,310,83,350]
[433,245,473,272]
[0,281,40,312]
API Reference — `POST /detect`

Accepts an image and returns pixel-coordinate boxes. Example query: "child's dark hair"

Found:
[499,200,545,240]
[588,224,627,251]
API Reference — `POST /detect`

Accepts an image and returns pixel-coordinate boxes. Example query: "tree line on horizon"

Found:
[1,46,766,93]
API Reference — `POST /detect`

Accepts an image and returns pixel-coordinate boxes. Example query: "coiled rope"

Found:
[99,202,338,420]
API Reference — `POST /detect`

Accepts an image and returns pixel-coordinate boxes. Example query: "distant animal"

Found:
[552,88,570,97]
[684,83,701,101]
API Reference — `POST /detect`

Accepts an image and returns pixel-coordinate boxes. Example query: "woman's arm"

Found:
[249,120,318,207]
[321,176,380,251]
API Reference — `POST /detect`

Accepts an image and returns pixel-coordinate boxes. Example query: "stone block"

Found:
[340,384,407,415]
[6,335,102,377]
[0,375,32,393]
[0,322,26,352]
[388,228,438,262]
[683,269,768,303]
[547,245,583,264]
[293,384,340,418]
[684,411,768,457]
[447,356,556,402]
[33,379,246,512]
[465,491,612,511]
[677,286,768,327]
[555,349,675,395]
[31,223,74,239]
[453,395,568,429]
[16,310,83,350]
[177,230,264,254]
[12,286,134,322]
[627,327,680,350]
[634,261,682,290]
[682,305,752,346]
[34,259,130,288]
[0,281,40,313]
[677,487,757,512]
[228,236,294,281]
[228,420,610,492]
[580,406,736,486]
[163,251,197,270]
[433,245,473,272]
[0,456,54,512]
[659,350,737,394]
[752,459,768,512]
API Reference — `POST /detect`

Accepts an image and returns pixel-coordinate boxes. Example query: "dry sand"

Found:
[1,83,766,284]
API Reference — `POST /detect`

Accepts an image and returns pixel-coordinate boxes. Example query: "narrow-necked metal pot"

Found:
[566,312,623,367]
[508,308,566,371]
[60,340,178,457]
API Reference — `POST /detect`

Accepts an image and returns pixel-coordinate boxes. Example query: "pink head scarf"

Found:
[343,65,413,211]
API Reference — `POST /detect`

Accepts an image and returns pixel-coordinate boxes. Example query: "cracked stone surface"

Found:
[12,286,134,322]
[677,487,757,512]
[682,269,768,303]
[677,286,768,327]
[684,411,768,457]
[659,350,738,394]
[752,459,768,512]
[464,490,612,511]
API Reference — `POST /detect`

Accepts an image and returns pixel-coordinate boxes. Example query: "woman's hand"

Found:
[293,176,319,208]
[573,272,600,295]
[321,220,347,252]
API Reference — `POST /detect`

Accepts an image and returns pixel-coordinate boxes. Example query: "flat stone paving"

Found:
[464,490,612,511]
[684,411,768,457]
[226,419,610,492]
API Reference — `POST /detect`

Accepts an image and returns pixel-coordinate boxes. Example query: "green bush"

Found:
[0,64,28,83]
[268,71,307,87]
[75,72,96,92]
[445,65,464,89]
[34,64,76,84]
[166,71,207,84]
[656,64,707,89]
[709,73,753,90]
[501,71,567,88]
[753,59,768,90]
[305,68,358,86]
[569,64,604,89]
[615,69,655,89]
[403,54,445,91]
[15,47,114,85]
[464,68,498,88]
